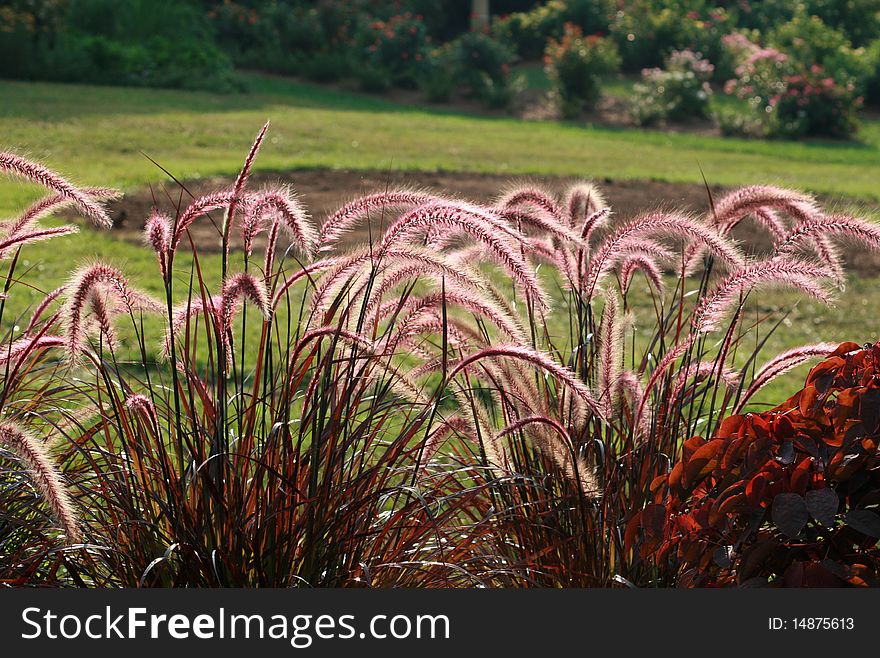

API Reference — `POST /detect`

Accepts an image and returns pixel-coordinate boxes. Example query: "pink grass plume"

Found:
[0,152,114,227]
[0,421,80,543]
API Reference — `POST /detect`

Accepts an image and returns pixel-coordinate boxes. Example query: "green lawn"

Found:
[1,74,878,406]
[4,73,880,217]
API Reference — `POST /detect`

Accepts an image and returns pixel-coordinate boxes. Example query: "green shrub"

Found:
[355,12,429,89]
[631,49,713,126]
[402,0,472,41]
[302,51,353,83]
[419,46,457,103]
[354,63,392,93]
[451,30,519,108]
[0,0,239,91]
[610,2,696,72]
[609,1,732,74]
[863,39,880,105]
[768,7,871,92]
[493,0,613,60]
[544,23,619,118]
[803,0,880,47]
[713,105,763,137]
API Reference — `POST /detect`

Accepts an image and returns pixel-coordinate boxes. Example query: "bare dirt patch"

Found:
[91,168,880,275]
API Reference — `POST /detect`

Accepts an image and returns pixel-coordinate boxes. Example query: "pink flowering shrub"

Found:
[631,49,714,126]
[722,33,861,138]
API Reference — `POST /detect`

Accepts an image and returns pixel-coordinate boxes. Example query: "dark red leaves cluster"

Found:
[626,341,880,587]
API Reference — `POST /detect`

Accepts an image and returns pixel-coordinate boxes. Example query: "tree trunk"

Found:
[471,0,490,32]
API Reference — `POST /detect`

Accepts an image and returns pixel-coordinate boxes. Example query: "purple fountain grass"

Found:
[620,253,665,295]
[243,187,316,260]
[709,185,819,230]
[614,369,652,438]
[421,200,528,248]
[692,257,835,334]
[232,122,268,196]
[583,211,744,299]
[319,189,440,249]
[744,208,788,243]
[496,415,601,497]
[295,327,430,408]
[666,360,739,421]
[62,263,162,362]
[262,222,282,277]
[579,207,612,243]
[360,263,468,323]
[597,292,622,412]
[570,206,614,289]
[86,288,117,351]
[125,394,161,432]
[169,272,270,367]
[776,213,880,257]
[25,286,66,334]
[307,254,376,316]
[496,185,565,223]
[291,326,377,364]
[521,238,559,265]
[471,358,549,420]
[170,189,239,253]
[498,208,587,246]
[449,387,507,470]
[220,271,270,334]
[144,211,172,278]
[0,421,80,543]
[633,256,837,426]
[446,345,606,422]
[734,341,840,412]
[358,250,491,318]
[8,127,878,587]
[0,335,65,367]
[396,313,477,349]
[619,238,677,262]
[220,122,269,274]
[379,202,549,309]
[0,225,80,259]
[311,245,490,316]
[225,122,269,230]
[691,185,844,278]
[419,416,477,470]
[163,297,214,359]
[616,369,646,412]
[564,181,606,227]
[384,287,528,345]
[807,235,845,283]
[636,340,692,426]
[0,152,114,227]
[271,259,336,309]
[2,187,120,238]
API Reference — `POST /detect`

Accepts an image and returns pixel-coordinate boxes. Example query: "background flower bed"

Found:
[4,1,880,132]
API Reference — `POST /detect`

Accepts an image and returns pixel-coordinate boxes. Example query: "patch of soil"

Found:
[89,168,880,276]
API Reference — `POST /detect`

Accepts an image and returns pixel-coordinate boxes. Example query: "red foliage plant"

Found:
[628,341,880,587]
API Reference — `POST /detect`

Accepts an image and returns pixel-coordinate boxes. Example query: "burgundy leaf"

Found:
[805,488,839,527]
[772,493,808,538]
[845,510,880,538]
